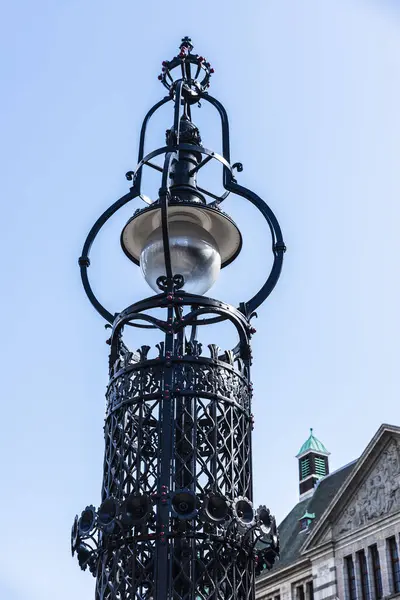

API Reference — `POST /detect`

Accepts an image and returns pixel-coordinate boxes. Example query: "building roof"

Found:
[271,460,356,571]
[296,428,330,458]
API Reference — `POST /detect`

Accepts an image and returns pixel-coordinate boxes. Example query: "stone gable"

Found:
[333,437,400,536]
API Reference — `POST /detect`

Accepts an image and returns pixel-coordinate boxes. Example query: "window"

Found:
[357,550,370,600]
[369,544,382,600]
[274,596,280,600]
[388,536,400,593]
[299,512,315,531]
[315,456,326,477]
[345,555,357,600]
[306,581,314,600]
[300,518,309,531]
[301,458,310,478]
[296,586,305,600]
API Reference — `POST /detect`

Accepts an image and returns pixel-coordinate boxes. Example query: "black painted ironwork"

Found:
[74,37,284,600]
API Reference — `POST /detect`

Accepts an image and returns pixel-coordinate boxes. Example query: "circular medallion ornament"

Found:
[201,493,229,524]
[71,515,79,557]
[270,515,279,547]
[171,489,198,520]
[78,505,96,536]
[232,496,255,528]
[257,505,272,534]
[97,497,119,528]
[120,494,153,527]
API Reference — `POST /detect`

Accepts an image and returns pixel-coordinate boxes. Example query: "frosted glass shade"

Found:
[140,220,221,294]
[121,203,242,295]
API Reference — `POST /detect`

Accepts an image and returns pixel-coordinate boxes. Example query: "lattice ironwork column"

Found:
[72,37,285,600]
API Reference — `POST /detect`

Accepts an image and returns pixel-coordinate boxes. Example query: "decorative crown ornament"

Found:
[158,37,214,101]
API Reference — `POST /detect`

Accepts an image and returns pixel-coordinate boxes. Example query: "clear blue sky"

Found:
[1,1,399,598]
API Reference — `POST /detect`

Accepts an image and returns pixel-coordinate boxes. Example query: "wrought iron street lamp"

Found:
[73,37,285,600]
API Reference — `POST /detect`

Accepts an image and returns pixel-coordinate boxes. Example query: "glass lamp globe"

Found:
[121,203,242,296]
[140,220,221,295]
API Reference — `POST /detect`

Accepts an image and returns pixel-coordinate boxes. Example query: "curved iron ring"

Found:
[226,179,285,316]
[117,293,251,332]
[135,96,171,191]
[109,313,170,367]
[110,301,251,366]
[180,307,249,350]
[201,92,286,315]
[80,91,284,321]
[129,144,233,191]
[79,189,140,323]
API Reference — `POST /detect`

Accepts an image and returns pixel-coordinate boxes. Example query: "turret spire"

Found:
[296,429,330,499]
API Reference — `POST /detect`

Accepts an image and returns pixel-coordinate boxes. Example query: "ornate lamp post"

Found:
[72,37,285,600]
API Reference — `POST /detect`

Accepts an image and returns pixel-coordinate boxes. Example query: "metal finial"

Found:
[157,38,214,99]
[180,36,193,52]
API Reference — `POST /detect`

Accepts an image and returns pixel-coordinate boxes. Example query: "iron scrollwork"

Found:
[73,291,278,599]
